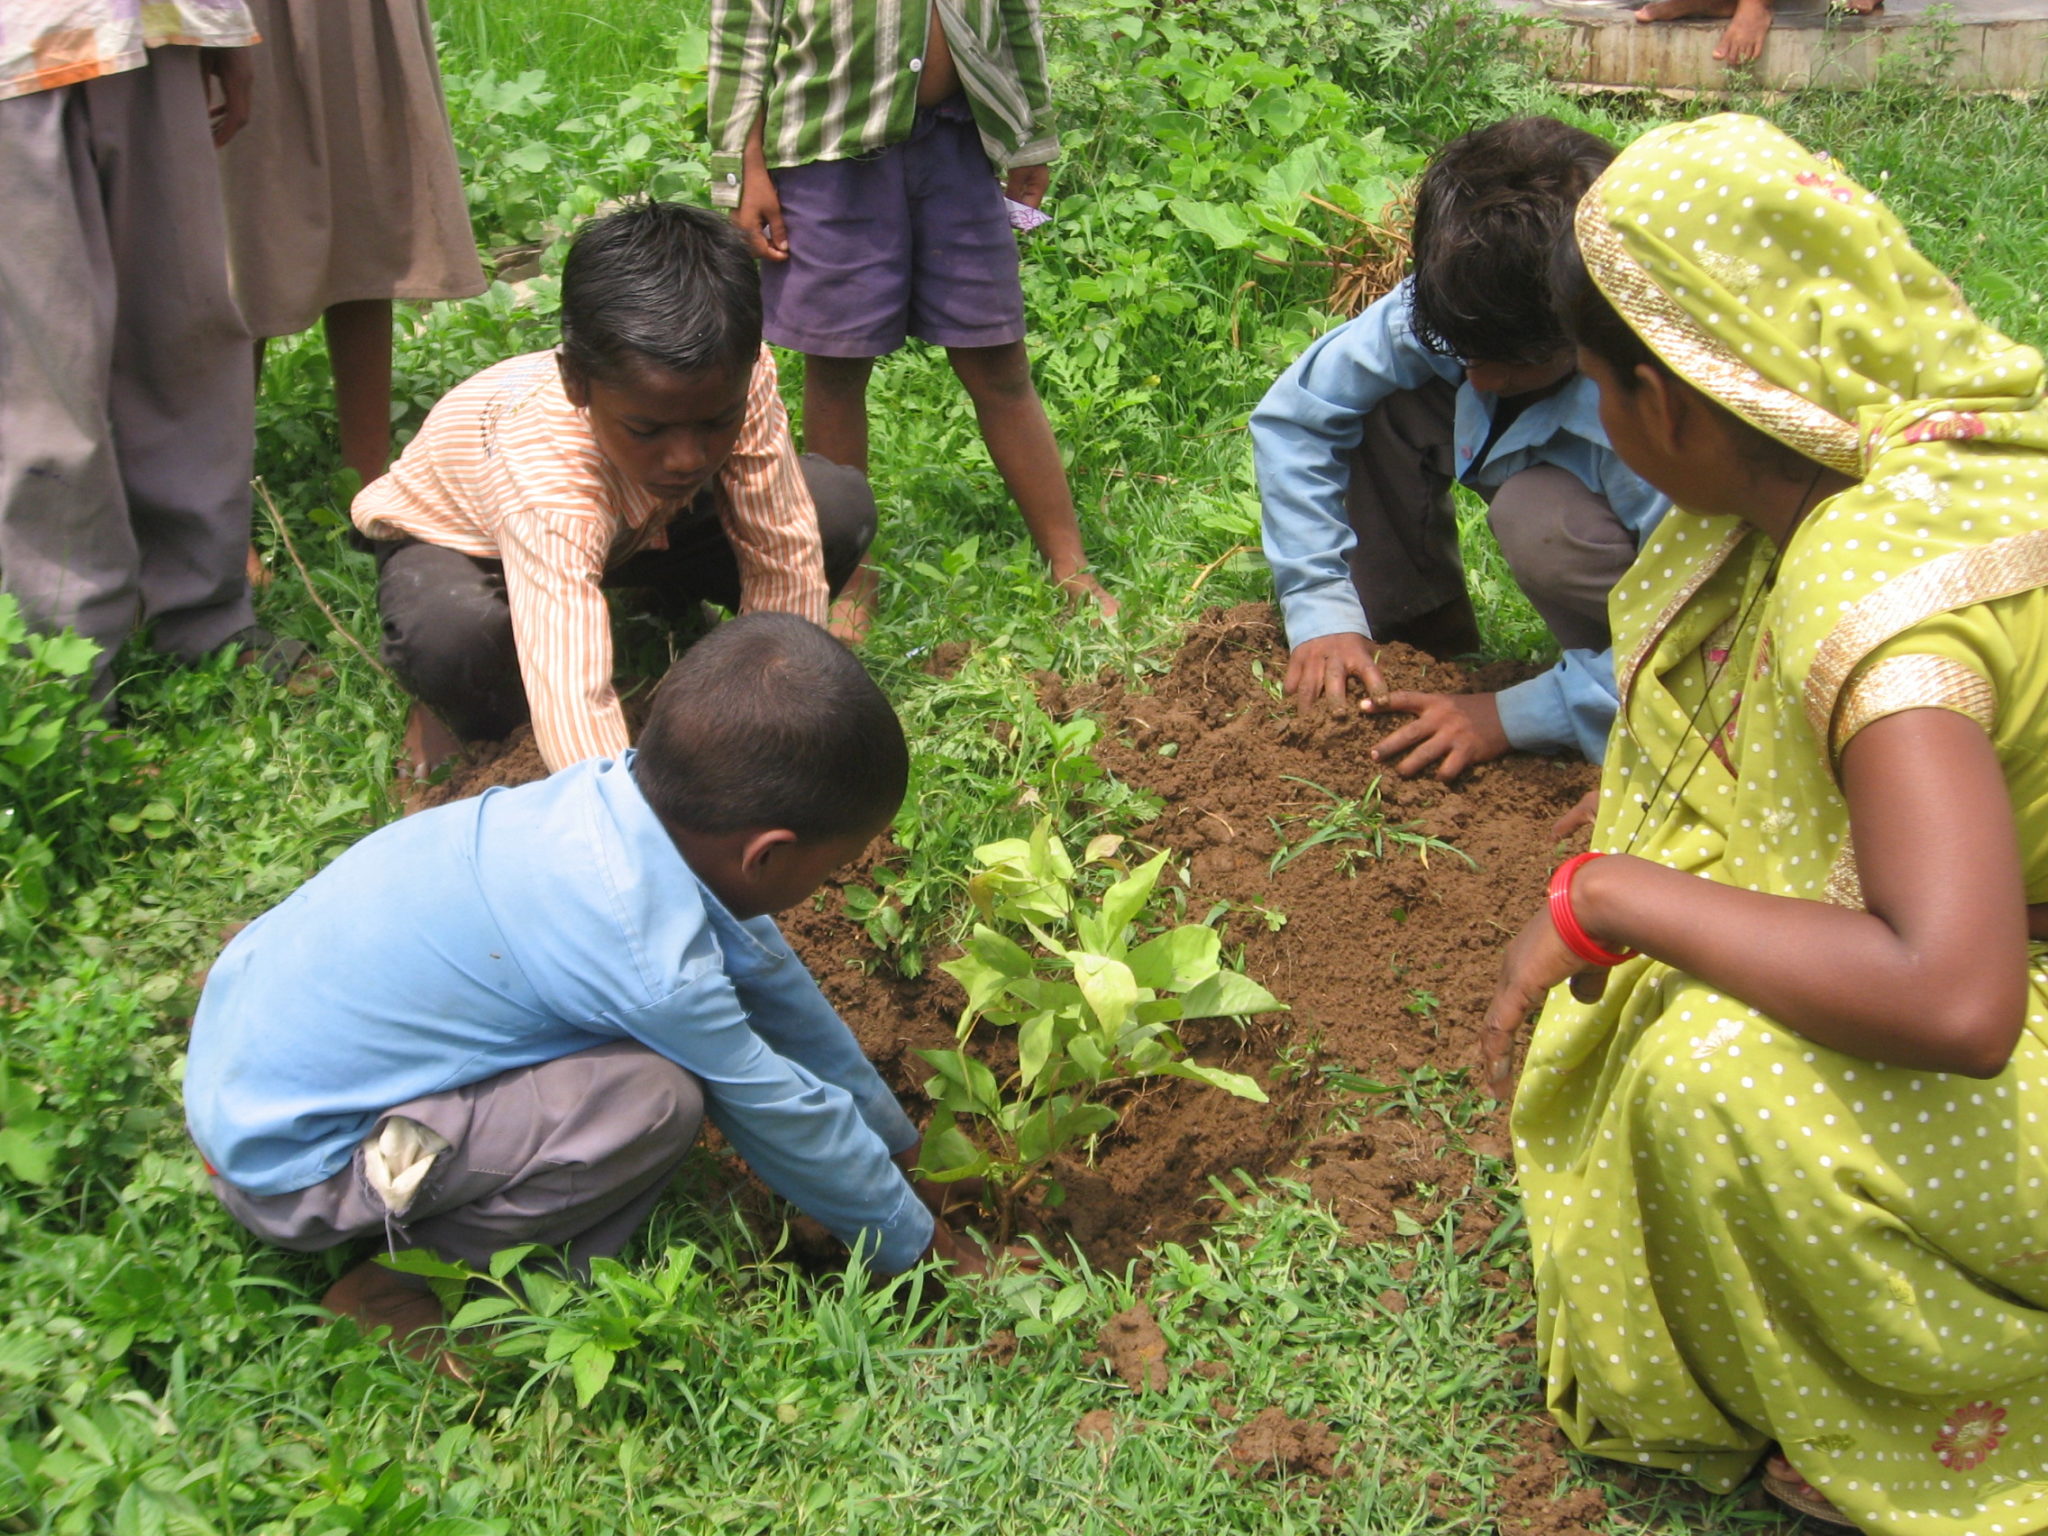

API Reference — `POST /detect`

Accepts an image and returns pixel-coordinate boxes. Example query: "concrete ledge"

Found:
[1496,0,2048,91]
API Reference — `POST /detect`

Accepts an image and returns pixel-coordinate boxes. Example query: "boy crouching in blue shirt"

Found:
[1253,117,1670,780]
[186,612,974,1348]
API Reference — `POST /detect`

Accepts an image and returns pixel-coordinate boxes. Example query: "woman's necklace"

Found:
[1617,459,1828,856]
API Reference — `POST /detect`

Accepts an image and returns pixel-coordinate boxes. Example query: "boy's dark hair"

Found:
[1408,117,1615,366]
[559,201,762,385]
[634,614,908,841]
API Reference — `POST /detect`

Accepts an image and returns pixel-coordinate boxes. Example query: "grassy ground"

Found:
[4,2,2047,1530]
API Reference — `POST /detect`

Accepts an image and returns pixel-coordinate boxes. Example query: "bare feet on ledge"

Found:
[1631,0,1771,65]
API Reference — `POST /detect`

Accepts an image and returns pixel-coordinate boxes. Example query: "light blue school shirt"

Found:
[1250,279,1670,761]
[185,754,934,1273]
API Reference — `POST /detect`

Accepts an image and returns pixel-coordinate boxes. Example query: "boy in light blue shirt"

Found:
[187,613,975,1351]
[1253,117,1670,775]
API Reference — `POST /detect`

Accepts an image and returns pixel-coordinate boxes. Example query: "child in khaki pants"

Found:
[187,615,978,1352]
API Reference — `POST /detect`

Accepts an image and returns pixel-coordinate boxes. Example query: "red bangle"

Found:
[1547,852,1636,967]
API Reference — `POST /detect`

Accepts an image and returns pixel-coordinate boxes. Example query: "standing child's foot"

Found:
[829,561,880,646]
[321,1258,471,1381]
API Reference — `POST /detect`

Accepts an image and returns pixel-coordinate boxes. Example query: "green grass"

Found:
[6,0,2048,1528]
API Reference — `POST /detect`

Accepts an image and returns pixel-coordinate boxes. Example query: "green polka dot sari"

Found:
[1514,114,2048,1534]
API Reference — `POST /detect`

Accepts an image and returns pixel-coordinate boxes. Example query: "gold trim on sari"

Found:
[1830,653,1997,758]
[1575,186,1865,478]
[1807,528,2048,751]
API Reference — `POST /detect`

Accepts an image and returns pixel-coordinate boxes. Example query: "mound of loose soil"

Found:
[424,603,1594,1270]
[1222,1407,1342,1480]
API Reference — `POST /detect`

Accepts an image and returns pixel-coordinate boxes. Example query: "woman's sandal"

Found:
[1762,1453,1859,1529]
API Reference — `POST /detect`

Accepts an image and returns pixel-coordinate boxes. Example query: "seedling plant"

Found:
[1267,773,1471,876]
[916,821,1284,1243]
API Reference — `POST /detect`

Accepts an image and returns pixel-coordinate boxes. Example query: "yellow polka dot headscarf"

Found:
[1577,113,2048,756]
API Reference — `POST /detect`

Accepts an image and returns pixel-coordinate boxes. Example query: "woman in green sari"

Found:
[1480,113,2048,1534]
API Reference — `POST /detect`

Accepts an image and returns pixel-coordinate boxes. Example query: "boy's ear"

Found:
[738,828,800,875]
[557,352,591,410]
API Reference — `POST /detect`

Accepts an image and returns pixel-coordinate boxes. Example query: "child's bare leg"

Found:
[247,339,273,588]
[803,354,880,642]
[324,298,395,487]
[945,341,1117,617]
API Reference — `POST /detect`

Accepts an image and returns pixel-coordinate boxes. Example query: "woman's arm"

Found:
[1483,708,2031,1089]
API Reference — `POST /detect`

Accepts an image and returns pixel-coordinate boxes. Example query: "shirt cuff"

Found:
[709,156,743,208]
[1278,585,1373,647]
[1002,135,1059,169]
[1493,673,1572,754]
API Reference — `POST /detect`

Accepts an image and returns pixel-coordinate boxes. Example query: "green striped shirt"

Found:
[707,0,1058,207]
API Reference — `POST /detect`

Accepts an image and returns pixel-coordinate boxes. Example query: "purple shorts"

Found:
[761,97,1027,358]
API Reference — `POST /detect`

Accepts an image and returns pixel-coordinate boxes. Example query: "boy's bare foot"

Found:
[245,542,272,589]
[1634,0,1774,62]
[400,703,463,779]
[321,1259,471,1381]
[1057,568,1120,621]
[829,561,880,646]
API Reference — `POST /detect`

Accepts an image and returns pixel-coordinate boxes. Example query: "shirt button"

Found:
[909,56,923,70]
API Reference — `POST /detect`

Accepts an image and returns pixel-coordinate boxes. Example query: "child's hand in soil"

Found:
[1367,690,1508,780]
[1478,905,1610,1098]
[1285,632,1387,711]
[1552,790,1599,842]
[925,1219,994,1278]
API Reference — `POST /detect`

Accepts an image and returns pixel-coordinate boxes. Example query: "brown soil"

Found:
[424,603,1595,1270]
[420,602,1607,1516]
[1096,1301,1171,1393]
[1222,1407,1341,1480]
[1494,1421,1612,1536]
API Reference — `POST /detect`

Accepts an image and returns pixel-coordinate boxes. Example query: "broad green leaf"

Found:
[938,953,1013,1030]
[1015,1106,1054,1165]
[488,1244,538,1280]
[449,1297,523,1330]
[1018,1012,1054,1090]
[964,924,1034,978]
[1126,925,1222,991]
[916,1120,991,1181]
[570,1340,615,1407]
[1073,953,1138,1035]
[1098,851,1168,940]
[0,1130,55,1187]
[1179,970,1286,1020]
[1068,1032,1109,1081]
[918,1049,1001,1115]
[1055,1101,1119,1143]
[1169,197,1254,250]
[1082,833,1125,864]
[1157,1058,1269,1102]
[1048,1283,1089,1323]
[380,1249,471,1281]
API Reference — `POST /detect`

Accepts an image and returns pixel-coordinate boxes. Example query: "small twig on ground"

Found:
[253,477,392,684]
[253,477,471,765]
[1188,543,1256,599]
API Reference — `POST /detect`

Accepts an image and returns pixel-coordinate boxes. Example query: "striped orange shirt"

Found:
[354,347,827,772]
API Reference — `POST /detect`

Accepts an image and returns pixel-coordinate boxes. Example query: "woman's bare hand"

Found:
[1478,906,1607,1098]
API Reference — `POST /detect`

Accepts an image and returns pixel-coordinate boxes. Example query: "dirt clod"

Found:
[1098,1302,1170,1393]
[1494,1421,1610,1536]
[1074,1408,1122,1448]
[1222,1406,1341,1480]
[1376,1287,1409,1315]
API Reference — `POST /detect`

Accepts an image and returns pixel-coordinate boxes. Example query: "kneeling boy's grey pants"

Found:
[1345,377,1637,653]
[212,1043,704,1274]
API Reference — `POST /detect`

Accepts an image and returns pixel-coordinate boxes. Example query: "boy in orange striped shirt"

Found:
[356,202,875,777]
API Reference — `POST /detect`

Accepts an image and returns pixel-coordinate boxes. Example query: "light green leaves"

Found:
[919,820,1285,1227]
